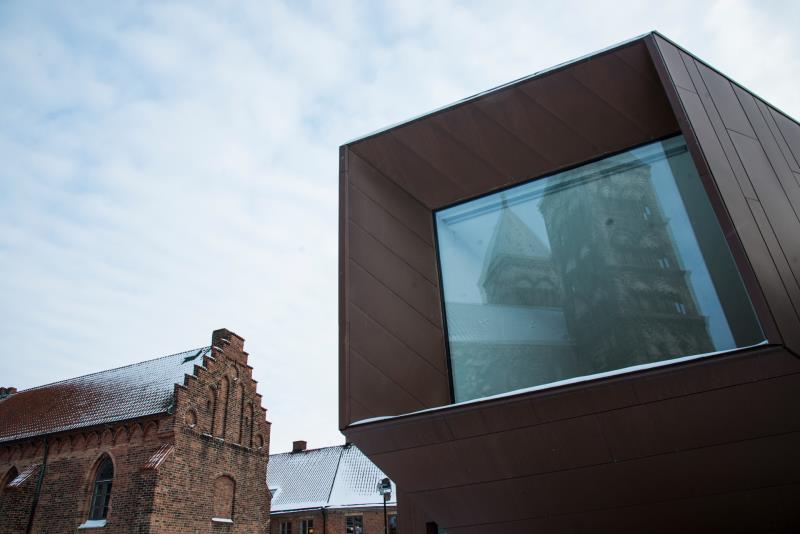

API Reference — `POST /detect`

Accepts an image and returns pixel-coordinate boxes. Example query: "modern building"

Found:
[267,441,397,534]
[0,329,271,533]
[338,32,800,532]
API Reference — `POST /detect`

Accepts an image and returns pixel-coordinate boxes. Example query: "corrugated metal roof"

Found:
[0,347,211,443]
[267,444,396,512]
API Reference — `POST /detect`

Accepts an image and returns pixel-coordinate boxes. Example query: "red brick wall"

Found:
[271,506,398,534]
[150,331,271,534]
[0,329,271,534]
[0,416,168,533]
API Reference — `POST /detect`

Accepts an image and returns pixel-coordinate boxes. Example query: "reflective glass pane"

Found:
[436,135,764,403]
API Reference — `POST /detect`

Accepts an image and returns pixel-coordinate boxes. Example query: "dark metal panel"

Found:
[405,431,800,530]
[736,89,800,219]
[570,50,676,135]
[518,70,649,154]
[632,345,800,403]
[350,136,466,209]
[730,132,800,295]
[435,103,553,187]
[348,348,426,416]
[348,260,445,373]
[651,34,694,92]
[648,34,790,346]
[347,185,439,283]
[339,146,350,429]
[348,221,442,326]
[442,483,800,534]
[771,108,800,169]
[347,150,434,244]
[348,304,449,408]
[762,106,800,173]
[474,86,597,170]
[694,62,756,138]
[392,120,506,196]
[681,56,758,199]
[596,404,672,461]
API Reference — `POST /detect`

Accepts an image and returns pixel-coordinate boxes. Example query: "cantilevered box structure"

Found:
[339,32,800,532]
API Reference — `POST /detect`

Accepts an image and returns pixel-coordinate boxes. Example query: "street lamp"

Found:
[378,477,392,534]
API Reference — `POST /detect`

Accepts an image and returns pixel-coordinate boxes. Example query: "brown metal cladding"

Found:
[345,346,800,530]
[339,32,800,532]
[340,39,680,429]
[649,33,800,352]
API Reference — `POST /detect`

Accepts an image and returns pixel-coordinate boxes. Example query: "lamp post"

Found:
[378,477,392,534]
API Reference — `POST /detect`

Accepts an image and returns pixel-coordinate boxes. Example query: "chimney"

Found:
[292,440,307,453]
[211,328,248,365]
[0,387,17,400]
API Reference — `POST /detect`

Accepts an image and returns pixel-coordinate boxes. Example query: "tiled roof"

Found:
[267,444,396,513]
[0,347,211,443]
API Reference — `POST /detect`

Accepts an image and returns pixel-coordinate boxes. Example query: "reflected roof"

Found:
[446,303,571,345]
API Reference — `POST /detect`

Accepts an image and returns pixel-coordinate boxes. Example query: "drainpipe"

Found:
[25,436,49,534]
[321,507,327,534]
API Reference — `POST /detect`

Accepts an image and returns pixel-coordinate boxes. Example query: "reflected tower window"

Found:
[436,135,764,402]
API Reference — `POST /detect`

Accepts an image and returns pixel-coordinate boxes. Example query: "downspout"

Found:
[322,507,327,534]
[25,436,49,534]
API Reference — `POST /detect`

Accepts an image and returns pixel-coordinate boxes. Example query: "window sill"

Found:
[211,518,234,524]
[78,520,107,529]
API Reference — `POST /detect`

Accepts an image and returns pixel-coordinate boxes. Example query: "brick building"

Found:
[267,442,397,534]
[0,328,271,533]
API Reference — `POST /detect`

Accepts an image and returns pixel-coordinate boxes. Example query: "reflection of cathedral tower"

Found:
[479,206,561,307]
[538,155,714,374]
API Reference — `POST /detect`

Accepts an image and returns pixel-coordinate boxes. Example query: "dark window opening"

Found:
[89,456,113,520]
[389,514,398,534]
[279,521,292,534]
[300,518,314,534]
[346,515,364,534]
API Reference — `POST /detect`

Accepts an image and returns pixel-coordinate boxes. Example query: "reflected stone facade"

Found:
[448,148,716,400]
[539,153,714,375]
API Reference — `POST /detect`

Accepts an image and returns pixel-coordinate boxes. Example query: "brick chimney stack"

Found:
[292,440,307,453]
[211,328,248,365]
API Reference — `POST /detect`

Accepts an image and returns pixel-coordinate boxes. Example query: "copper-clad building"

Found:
[338,32,800,532]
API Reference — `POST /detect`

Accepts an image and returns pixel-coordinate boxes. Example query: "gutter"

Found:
[25,436,49,534]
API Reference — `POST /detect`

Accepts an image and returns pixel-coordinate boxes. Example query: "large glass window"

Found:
[436,135,764,403]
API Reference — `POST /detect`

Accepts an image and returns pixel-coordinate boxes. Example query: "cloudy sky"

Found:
[1,0,798,453]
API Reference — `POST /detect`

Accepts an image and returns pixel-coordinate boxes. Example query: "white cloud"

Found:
[0,0,797,453]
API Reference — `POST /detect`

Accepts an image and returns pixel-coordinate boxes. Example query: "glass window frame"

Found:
[433,134,766,404]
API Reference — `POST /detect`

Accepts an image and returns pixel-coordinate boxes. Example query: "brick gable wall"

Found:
[0,329,271,534]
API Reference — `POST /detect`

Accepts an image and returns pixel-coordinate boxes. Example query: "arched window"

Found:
[89,456,114,520]
[212,475,235,521]
[2,466,18,491]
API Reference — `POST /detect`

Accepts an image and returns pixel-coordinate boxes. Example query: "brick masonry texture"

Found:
[0,329,271,534]
[270,506,398,534]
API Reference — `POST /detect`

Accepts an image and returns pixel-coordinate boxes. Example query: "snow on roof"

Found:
[267,444,396,513]
[0,347,211,443]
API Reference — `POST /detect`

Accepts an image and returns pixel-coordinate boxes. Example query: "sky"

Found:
[1,0,798,453]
